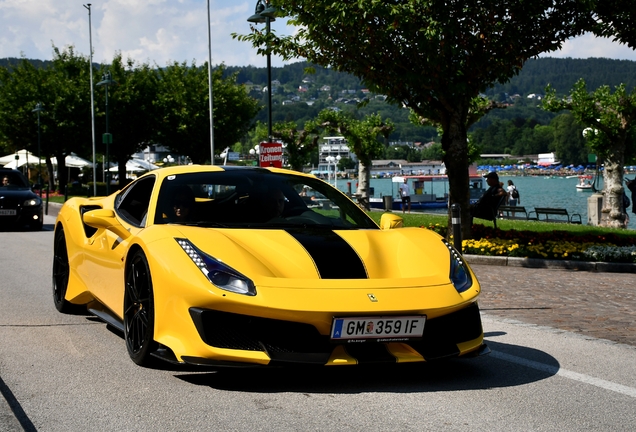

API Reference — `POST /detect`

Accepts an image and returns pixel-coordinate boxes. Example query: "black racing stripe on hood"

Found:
[286,229,368,279]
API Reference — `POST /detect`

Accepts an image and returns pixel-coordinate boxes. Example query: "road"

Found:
[1,212,635,431]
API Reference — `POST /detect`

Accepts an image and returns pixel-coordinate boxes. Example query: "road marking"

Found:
[491,350,636,398]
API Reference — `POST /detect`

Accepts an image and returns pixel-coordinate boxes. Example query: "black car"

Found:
[0,168,43,231]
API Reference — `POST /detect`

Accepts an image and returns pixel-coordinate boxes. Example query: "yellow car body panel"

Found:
[53,165,487,368]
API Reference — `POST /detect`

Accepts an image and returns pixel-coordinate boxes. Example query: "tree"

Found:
[155,62,260,164]
[550,113,589,165]
[0,47,93,192]
[591,0,636,49]
[544,79,636,228]
[271,121,320,171]
[315,109,393,209]
[98,54,158,188]
[237,0,590,238]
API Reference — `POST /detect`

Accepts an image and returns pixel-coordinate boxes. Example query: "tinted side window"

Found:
[116,176,155,227]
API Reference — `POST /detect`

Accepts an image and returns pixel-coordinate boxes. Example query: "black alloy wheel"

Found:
[52,226,77,313]
[124,250,157,366]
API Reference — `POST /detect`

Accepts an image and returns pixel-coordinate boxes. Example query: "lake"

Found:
[333,175,636,230]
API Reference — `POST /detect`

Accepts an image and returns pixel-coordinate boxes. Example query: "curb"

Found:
[464,254,636,274]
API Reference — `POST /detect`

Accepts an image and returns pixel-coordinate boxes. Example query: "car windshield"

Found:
[154,169,378,230]
[1,172,29,189]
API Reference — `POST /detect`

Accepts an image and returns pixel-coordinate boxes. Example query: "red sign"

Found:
[258,142,283,168]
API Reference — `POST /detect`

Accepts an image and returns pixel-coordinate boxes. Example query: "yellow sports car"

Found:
[53,165,488,367]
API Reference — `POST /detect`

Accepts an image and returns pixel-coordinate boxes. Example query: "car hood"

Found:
[164,225,452,288]
[0,188,39,202]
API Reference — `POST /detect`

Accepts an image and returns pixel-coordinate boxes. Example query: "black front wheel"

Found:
[52,226,80,313]
[124,250,158,366]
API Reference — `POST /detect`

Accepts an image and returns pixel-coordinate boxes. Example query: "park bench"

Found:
[471,195,506,229]
[498,205,535,221]
[528,207,582,224]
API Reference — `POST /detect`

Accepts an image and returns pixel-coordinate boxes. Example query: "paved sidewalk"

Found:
[471,264,636,347]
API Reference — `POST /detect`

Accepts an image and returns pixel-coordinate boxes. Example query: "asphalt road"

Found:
[0,212,635,431]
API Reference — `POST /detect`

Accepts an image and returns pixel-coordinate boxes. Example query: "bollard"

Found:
[451,203,462,252]
[64,184,69,202]
[45,187,49,215]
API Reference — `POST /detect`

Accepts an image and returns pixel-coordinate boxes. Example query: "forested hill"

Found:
[3,56,635,99]
[484,57,636,99]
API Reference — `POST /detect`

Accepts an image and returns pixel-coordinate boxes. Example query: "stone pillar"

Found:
[587,192,604,225]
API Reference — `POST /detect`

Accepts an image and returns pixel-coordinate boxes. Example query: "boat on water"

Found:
[369,173,485,211]
[576,175,594,191]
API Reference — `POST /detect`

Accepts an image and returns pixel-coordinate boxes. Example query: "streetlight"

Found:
[247,0,277,141]
[83,3,97,196]
[97,71,116,195]
[249,144,260,166]
[325,155,341,188]
[206,0,215,164]
[32,102,44,196]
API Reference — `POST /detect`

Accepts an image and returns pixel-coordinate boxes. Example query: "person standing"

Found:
[507,180,520,206]
[399,178,411,213]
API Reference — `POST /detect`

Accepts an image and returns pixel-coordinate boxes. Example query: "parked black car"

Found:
[0,168,43,231]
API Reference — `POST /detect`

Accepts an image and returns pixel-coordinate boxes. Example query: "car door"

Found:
[81,176,156,318]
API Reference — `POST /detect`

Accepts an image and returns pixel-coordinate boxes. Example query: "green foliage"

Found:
[271,120,320,171]
[155,62,260,164]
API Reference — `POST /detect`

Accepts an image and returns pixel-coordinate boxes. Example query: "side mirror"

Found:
[380,213,403,230]
[83,209,131,240]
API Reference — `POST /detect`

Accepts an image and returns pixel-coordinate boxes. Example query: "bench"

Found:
[498,205,535,221]
[528,207,582,224]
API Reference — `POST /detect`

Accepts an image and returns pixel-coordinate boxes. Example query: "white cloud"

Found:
[541,33,636,61]
[1,2,635,67]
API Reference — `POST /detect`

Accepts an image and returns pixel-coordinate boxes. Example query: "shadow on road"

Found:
[172,340,557,393]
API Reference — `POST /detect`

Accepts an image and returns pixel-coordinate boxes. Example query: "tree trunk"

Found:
[600,141,627,228]
[45,157,55,193]
[441,114,472,240]
[357,159,371,210]
[54,152,67,194]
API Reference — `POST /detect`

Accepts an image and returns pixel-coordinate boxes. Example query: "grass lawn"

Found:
[366,210,636,240]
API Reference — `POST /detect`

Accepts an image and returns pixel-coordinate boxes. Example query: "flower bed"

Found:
[420,224,636,263]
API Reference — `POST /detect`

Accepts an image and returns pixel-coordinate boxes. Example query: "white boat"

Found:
[369,173,485,211]
[576,175,594,191]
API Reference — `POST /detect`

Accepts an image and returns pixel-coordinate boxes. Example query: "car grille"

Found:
[189,302,483,364]
[0,197,19,209]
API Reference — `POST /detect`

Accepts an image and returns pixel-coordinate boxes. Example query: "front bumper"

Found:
[184,302,486,367]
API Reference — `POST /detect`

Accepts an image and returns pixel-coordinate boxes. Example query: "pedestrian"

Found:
[507,180,520,206]
[399,177,411,213]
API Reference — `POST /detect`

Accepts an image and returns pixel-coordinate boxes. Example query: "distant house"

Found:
[282,100,294,106]
[298,85,309,92]
[320,85,331,92]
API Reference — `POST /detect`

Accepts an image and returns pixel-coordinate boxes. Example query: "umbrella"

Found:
[108,159,159,173]
[50,154,94,168]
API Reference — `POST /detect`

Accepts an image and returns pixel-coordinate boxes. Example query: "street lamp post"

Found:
[97,71,116,195]
[83,3,97,196]
[32,102,44,196]
[247,0,277,141]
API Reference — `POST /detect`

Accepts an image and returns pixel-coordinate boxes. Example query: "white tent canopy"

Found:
[0,149,43,168]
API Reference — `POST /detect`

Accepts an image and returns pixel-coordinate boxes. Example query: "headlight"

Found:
[23,197,41,206]
[442,239,472,293]
[176,238,256,296]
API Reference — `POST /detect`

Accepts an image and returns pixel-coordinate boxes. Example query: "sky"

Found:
[1,0,635,69]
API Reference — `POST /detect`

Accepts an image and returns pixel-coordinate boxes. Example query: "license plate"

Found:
[331,316,426,342]
[0,209,16,216]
